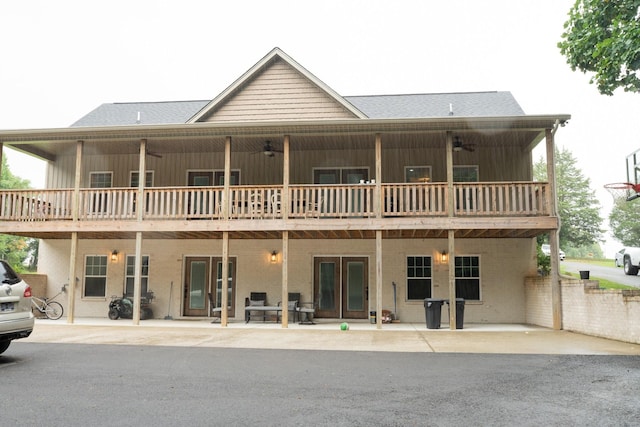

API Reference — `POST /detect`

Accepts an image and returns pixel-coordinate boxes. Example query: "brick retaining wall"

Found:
[525,276,640,344]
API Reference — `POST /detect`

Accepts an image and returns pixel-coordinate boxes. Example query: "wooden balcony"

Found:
[0,182,549,222]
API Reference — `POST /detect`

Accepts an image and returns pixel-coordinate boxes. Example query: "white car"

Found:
[615,248,625,267]
[0,261,35,355]
[541,244,565,261]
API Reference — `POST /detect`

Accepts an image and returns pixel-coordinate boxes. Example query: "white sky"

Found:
[1,0,639,256]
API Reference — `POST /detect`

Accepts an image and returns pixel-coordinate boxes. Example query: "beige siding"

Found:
[201,59,356,122]
[45,143,532,189]
[39,237,535,323]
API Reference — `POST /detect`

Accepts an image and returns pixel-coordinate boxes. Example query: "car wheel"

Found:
[108,308,120,320]
[0,340,10,355]
[624,257,639,276]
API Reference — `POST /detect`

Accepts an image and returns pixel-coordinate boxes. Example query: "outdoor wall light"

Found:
[270,251,278,263]
[111,250,119,262]
[440,250,448,264]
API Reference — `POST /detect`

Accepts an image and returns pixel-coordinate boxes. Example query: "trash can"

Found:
[579,270,590,280]
[424,299,444,329]
[369,311,376,324]
[447,298,465,329]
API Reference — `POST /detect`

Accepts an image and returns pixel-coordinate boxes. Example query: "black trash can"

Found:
[579,270,590,280]
[447,298,465,329]
[424,298,444,329]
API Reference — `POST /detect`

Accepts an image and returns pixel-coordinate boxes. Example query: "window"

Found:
[125,255,149,296]
[455,256,480,300]
[313,167,369,184]
[130,171,154,187]
[453,166,478,182]
[405,166,431,183]
[84,255,107,297]
[90,172,113,188]
[407,256,432,300]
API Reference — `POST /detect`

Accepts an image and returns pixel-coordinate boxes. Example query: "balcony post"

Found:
[375,133,382,219]
[446,132,457,329]
[283,135,290,219]
[221,231,229,326]
[222,137,231,219]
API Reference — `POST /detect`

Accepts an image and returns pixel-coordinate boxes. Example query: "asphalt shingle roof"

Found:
[70,92,524,127]
[345,92,525,118]
[70,100,210,127]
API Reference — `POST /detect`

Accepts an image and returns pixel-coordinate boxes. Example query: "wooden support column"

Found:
[132,140,147,325]
[283,135,290,218]
[221,231,229,326]
[67,140,83,323]
[132,232,143,325]
[67,232,78,324]
[546,128,562,330]
[223,137,231,219]
[375,133,382,219]
[375,230,383,329]
[447,230,456,330]
[220,137,232,327]
[445,132,457,329]
[0,143,3,178]
[281,231,289,328]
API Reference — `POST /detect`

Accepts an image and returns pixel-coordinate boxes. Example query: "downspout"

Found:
[546,120,562,330]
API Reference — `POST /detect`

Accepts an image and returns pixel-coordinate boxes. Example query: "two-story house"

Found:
[0,48,568,329]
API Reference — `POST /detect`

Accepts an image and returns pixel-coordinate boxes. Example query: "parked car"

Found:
[0,261,34,355]
[615,248,626,267]
[541,244,565,261]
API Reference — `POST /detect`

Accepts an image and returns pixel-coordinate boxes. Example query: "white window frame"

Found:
[130,171,154,187]
[406,255,433,301]
[454,255,481,301]
[83,255,108,298]
[404,166,432,183]
[90,171,113,188]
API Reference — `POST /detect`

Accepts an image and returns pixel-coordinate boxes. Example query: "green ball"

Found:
[340,322,349,331]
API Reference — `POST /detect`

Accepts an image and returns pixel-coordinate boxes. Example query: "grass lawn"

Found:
[562,258,636,290]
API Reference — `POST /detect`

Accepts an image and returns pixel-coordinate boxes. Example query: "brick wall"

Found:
[525,276,640,344]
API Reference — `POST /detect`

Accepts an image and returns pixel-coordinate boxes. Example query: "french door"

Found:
[313,256,368,319]
[183,256,236,317]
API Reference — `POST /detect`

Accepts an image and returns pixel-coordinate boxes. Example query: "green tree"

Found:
[534,146,604,249]
[609,198,640,245]
[558,0,640,95]
[0,153,35,271]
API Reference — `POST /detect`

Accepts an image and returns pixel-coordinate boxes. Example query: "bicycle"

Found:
[32,284,67,320]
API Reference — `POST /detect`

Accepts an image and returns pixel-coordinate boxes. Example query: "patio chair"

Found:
[279,292,301,323]
[245,292,268,322]
[208,292,223,323]
[297,299,316,325]
[270,193,281,218]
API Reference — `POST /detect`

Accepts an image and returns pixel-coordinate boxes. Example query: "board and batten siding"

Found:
[201,58,357,122]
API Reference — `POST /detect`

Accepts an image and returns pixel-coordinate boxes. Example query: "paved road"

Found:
[563,260,640,288]
[2,342,639,426]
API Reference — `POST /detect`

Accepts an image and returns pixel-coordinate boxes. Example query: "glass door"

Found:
[183,257,209,316]
[314,257,340,318]
[313,256,368,319]
[342,257,368,319]
[213,257,236,317]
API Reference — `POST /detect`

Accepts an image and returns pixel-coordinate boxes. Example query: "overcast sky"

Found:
[1,0,638,255]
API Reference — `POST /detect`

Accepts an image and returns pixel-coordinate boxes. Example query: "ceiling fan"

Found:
[453,136,475,152]
[257,140,283,157]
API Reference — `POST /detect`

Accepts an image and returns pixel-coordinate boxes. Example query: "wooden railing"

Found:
[0,182,549,221]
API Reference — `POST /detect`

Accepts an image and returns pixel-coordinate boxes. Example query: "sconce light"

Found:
[270,251,278,263]
[111,250,119,262]
[440,250,448,264]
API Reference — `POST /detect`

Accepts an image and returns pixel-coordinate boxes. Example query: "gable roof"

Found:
[188,47,366,122]
[69,48,526,127]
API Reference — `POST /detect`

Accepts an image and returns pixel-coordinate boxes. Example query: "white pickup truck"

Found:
[616,247,640,275]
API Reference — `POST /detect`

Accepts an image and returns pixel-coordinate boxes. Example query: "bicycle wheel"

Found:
[44,301,63,320]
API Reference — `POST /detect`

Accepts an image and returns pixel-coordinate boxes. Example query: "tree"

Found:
[558,0,640,95]
[0,154,35,271]
[609,198,640,245]
[534,146,603,249]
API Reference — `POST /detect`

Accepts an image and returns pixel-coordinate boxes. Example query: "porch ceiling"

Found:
[10,228,551,240]
[2,115,568,160]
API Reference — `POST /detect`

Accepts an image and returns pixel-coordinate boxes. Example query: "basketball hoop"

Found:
[604,182,640,202]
